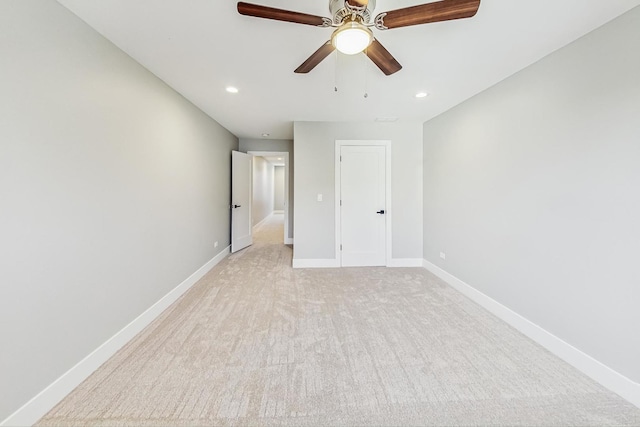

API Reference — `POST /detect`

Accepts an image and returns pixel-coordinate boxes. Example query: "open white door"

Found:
[340,145,387,266]
[231,151,252,253]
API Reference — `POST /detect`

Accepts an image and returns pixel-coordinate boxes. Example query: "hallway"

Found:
[39,215,640,426]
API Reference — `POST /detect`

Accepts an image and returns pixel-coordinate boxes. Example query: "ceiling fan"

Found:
[237,0,481,76]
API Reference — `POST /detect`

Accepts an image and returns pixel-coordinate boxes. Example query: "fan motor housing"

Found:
[330,0,376,24]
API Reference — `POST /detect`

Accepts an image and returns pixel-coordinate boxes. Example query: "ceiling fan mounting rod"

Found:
[344,0,367,18]
[330,0,375,25]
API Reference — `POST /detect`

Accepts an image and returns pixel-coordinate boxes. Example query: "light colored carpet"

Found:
[38,214,640,426]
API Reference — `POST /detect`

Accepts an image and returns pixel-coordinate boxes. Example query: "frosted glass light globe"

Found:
[332,22,373,55]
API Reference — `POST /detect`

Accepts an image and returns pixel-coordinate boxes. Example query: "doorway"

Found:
[335,140,391,267]
[247,151,290,245]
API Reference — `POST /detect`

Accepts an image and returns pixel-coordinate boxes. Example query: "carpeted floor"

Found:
[38,214,640,426]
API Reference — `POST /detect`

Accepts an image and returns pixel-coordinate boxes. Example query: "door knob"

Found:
[232,204,242,209]
[376,210,385,215]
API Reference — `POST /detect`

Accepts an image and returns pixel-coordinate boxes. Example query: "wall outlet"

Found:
[440,252,446,260]
[317,193,323,202]
[214,241,219,248]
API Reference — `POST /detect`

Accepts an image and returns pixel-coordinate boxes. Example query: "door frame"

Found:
[247,151,291,244]
[335,140,392,267]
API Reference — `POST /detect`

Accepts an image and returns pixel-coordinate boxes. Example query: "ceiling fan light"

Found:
[332,21,373,55]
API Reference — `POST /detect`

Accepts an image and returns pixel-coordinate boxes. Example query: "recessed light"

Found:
[415,92,429,98]
[226,86,239,94]
[375,117,399,123]
[277,157,283,161]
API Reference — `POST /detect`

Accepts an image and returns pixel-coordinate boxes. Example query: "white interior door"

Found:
[340,145,386,266]
[231,151,252,253]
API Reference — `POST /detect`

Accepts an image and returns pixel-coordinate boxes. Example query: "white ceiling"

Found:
[56,0,640,140]
[261,156,286,166]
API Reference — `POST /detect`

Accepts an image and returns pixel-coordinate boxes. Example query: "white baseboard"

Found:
[252,213,272,231]
[293,258,423,269]
[422,259,640,409]
[292,258,340,269]
[272,210,284,214]
[1,247,231,427]
[285,237,294,245]
[387,258,423,268]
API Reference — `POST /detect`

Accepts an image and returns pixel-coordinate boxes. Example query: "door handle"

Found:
[376,210,385,215]
[232,204,242,209]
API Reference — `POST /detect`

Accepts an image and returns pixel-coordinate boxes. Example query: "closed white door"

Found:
[340,145,386,266]
[231,151,252,253]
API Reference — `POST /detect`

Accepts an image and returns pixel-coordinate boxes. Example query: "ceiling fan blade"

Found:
[376,0,480,30]
[365,39,402,76]
[237,2,330,27]
[295,41,335,73]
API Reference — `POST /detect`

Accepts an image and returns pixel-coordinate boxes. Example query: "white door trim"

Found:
[335,140,392,267]
[247,151,290,244]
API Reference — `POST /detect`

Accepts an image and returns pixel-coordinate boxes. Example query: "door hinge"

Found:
[340,244,342,251]
[340,200,342,206]
[340,155,342,162]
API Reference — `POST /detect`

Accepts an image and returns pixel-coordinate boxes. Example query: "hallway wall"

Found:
[274,166,285,211]
[0,0,238,420]
[252,157,274,226]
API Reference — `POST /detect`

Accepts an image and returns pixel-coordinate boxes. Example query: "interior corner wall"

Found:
[239,139,294,239]
[0,0,238,420]
[252,157,274,226]
[274,166,286,211]
[293,121,423,262]
[422,7,640,383]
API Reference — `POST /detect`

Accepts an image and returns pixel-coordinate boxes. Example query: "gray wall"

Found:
[294,122,423,261]
[239,139,293,240]
[0,0,238,420]
[423,7,640,382]
[274,166,286,211]
[252,157,274,226]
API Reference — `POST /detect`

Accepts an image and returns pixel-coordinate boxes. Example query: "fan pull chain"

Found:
[363,51,369,99]
[334,51,339,92]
